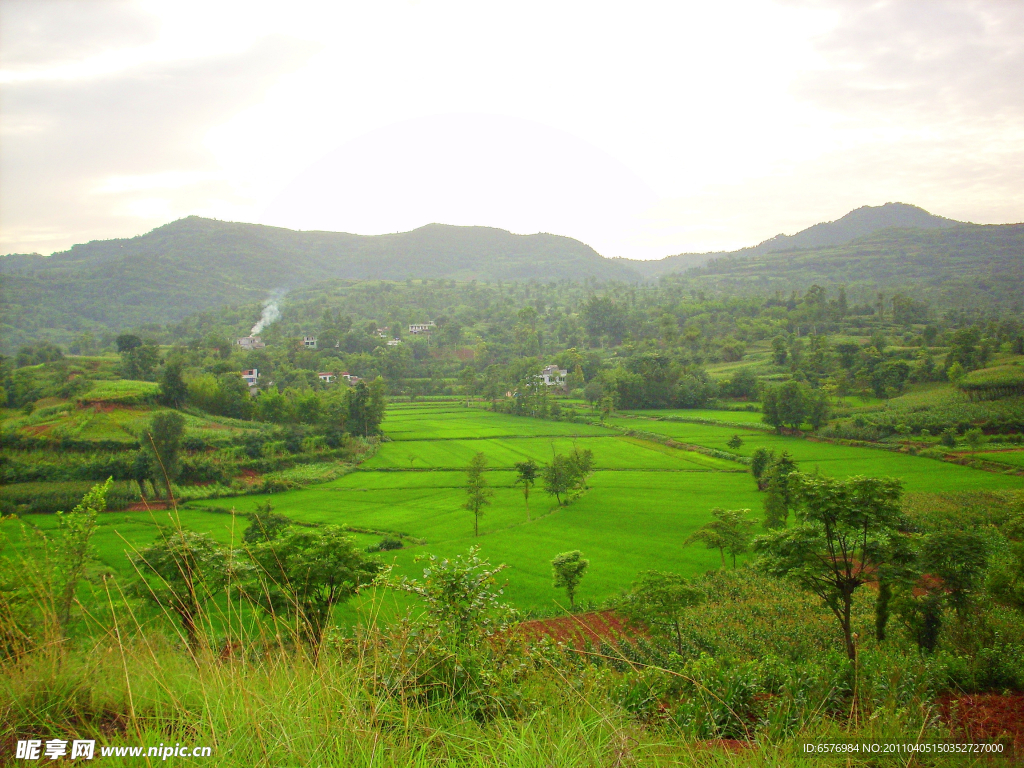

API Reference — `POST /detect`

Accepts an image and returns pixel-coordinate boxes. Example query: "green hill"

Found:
[637,202,963,278]
[0,218,641,350]
[678,222,1024,310]
[2,203,1022,351]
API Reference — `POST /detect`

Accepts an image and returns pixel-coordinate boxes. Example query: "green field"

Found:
[18,403,1023,617]
[972,450,1024,468]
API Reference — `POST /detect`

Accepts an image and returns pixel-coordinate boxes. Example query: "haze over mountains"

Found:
[2,202,1022,351]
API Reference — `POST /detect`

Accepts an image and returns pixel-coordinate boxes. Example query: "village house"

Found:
[303,335,317,349]
[237,335,265,350]
[240,369,259,387]
[537,364,568,388]
[408,322,436,334]
[341,372,361,385]
[317,372,336,384]
[386,338,402,346]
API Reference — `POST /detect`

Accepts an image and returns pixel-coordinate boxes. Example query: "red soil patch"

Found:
[519,611,641,649]
[941,693,1024,753]
[23,424,53,436]
[125,501,173,511]
[237,469,262,484]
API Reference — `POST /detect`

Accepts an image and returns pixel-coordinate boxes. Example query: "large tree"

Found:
[755,473,904,660]
[245,526,379,650]
[132,530,229,651]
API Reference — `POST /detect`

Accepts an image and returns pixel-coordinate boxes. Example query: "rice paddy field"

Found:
[21,400,1021,622]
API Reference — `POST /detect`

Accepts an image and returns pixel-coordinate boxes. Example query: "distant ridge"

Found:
[745,202,961,254]
[3,202,1019,350]
[636,202,964,278]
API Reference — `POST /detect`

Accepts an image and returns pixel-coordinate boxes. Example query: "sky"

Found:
[1,0,1022,259]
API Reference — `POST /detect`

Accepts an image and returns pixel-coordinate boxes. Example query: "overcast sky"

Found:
[1,0,1022,259]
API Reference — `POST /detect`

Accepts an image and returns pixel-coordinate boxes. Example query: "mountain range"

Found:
[2,202,1021,351]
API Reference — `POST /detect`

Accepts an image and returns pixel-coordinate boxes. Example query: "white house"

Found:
[241,369,259,386]
[317,372,336,384]
[408,322,436,334]
[340,372,361,385]
[303,335,317,349]
[537,365,568,387]
[237,336,265,350]
[386,338,402,346]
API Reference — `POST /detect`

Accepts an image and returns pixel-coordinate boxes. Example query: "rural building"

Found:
[386,338,402,346]
[237,335,265,350]
[303,335,317,349]
[240,369,259,386]
[538,365,568,387]
[317,372,336,384]
[341,373,361,385]
[408,322,436,334]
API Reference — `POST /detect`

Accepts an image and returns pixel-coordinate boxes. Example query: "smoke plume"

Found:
[250,292,284,335]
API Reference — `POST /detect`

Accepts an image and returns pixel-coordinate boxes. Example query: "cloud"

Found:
[0,28,314,253]
[0,0,159,71]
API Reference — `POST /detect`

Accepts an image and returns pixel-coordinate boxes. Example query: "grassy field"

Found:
[14,402,1020,623]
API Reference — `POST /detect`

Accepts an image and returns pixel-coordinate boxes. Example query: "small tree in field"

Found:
[567,446,595,490]
[464,452,493,537]
[551,550,589,609]
[513,460,538,521]
[727,434,743,450]
[684,508,755,568]
[755,472,903,660]
[619,570,703,654]
[542,453,573,506]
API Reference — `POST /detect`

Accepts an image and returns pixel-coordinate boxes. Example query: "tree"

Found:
[919,531,990,620]
[513,460,538,521]
[761,451,797,528]
[347,377,387,436]
[551,550,589,609]
[387,546,515,645]
[464,452,493,537]
[146,412,186,499]
[116,333,143,354]
[761,387,782,431]
[755,473,904,660]
[245,526,379,649]
[806,390,830,430]
[132,530,229,651]
[121,341,160,381]
[243,502,293,544]
[618,570,703,654]
[777,381,807,430]
[750,447,775,487]
[542,453,573,505]
[567,445,595,490]
[727,434,743,450]
[55,479,112,628]
[159,358,188,408]
[771,336,788,365]
[684,508,755,568]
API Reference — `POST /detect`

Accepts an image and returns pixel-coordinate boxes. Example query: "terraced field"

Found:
[21,401,1022,616]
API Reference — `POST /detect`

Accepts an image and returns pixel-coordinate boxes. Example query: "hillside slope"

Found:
[638,202,963,278]
[0,218,640,350]
[2,204,1020,350]
[679,223,1024,310]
